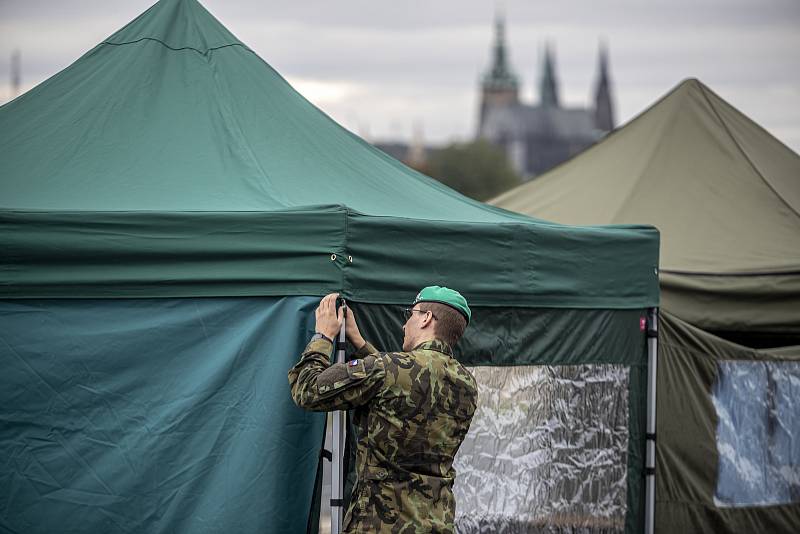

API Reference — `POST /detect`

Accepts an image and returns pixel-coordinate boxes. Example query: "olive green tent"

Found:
[493,79,800,532]
[0,1,660,532]
[493,78,800,346]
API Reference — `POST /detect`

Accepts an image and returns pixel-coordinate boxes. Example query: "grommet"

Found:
[330,253,337,261]
[348,255,353,263]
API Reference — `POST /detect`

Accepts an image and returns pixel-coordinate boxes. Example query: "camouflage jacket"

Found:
[288,337,478,533]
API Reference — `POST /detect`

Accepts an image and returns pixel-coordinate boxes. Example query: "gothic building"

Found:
[477,17,615,179]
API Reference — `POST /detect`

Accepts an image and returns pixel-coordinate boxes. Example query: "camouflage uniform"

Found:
[288,337,478,533]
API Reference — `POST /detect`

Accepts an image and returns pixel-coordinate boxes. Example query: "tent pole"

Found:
[331,304,347,534]
[645,307,658,534]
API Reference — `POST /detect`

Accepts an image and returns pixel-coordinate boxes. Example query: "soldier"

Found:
[288,286,478,533]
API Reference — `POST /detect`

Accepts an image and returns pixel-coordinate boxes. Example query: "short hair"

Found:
[418,302,467,348]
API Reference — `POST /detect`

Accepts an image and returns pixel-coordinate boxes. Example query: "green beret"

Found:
[413,286,471,324]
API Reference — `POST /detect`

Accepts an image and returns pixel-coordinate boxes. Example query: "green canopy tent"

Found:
[0,1,659,532]
[492,79,800,532]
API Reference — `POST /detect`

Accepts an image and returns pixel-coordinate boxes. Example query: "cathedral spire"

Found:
[482,14,519,92]
[593,42,615,131]
[539,43,560,108]
[478,13,519,133]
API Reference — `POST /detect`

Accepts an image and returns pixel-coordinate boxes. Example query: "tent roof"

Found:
[0,0,659,308]
[492,79,800,333]
[0,0,503,222]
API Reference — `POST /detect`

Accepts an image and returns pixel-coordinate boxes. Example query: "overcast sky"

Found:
[1,0,799,151]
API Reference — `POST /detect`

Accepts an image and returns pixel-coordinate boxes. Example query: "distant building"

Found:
[374,121,431,169]
[374,141,416,163]
[477,16,615,180]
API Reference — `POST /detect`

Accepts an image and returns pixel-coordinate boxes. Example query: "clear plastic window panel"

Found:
[711,360,800,507]
[454,364,630,534]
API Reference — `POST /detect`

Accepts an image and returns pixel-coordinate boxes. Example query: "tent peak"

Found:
[658,78,709,102]
[104,0,244,54]
[674,77,704,92]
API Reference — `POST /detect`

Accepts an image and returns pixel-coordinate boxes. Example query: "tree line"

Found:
[408,140,522,202]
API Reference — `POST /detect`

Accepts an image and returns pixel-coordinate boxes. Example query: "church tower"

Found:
[478,15,519,130]
[539,44,560,108]
[593,43,615,131]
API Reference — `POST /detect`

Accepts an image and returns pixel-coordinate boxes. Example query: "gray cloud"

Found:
[1,0,798,149]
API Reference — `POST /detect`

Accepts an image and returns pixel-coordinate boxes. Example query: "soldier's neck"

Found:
[413,333,437,347]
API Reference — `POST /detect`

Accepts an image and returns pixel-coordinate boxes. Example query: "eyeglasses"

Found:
[402,307,437,322]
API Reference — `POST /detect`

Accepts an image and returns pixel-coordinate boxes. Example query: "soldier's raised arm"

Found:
[288,336,385,411]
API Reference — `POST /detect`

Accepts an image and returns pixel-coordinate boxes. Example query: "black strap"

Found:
[645,467,656,476]
[339,410,355,515]
[313,332,334,344]
[330,499,344,507]
[335,340,348,352]
[646,432,656,441]
[646,311,659,338]
[320,448,332,461]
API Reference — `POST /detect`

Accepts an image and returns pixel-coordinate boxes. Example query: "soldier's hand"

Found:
[345,306,366,349]
[315,293,343,340]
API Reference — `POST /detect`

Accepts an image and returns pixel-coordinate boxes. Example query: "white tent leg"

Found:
[331,307,347,534]
[645,307,659,534]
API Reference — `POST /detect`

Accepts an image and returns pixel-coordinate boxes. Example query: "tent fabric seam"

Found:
[350,209,657,231]
[0,295,658,310]
[0,206,347,215]
[102,37,249,57]
[698,83,800,220]
[0,206,656,232]
[661,269,800,277]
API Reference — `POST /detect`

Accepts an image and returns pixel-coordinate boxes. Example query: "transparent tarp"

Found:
[711,360,800,507]
[454,364,630,533]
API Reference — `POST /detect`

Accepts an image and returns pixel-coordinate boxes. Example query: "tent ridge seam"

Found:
[101,37,249,57]
[661,268,800,277]
[698,84,800,221]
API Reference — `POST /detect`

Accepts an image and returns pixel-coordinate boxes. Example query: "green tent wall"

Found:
[0,1,660,532]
